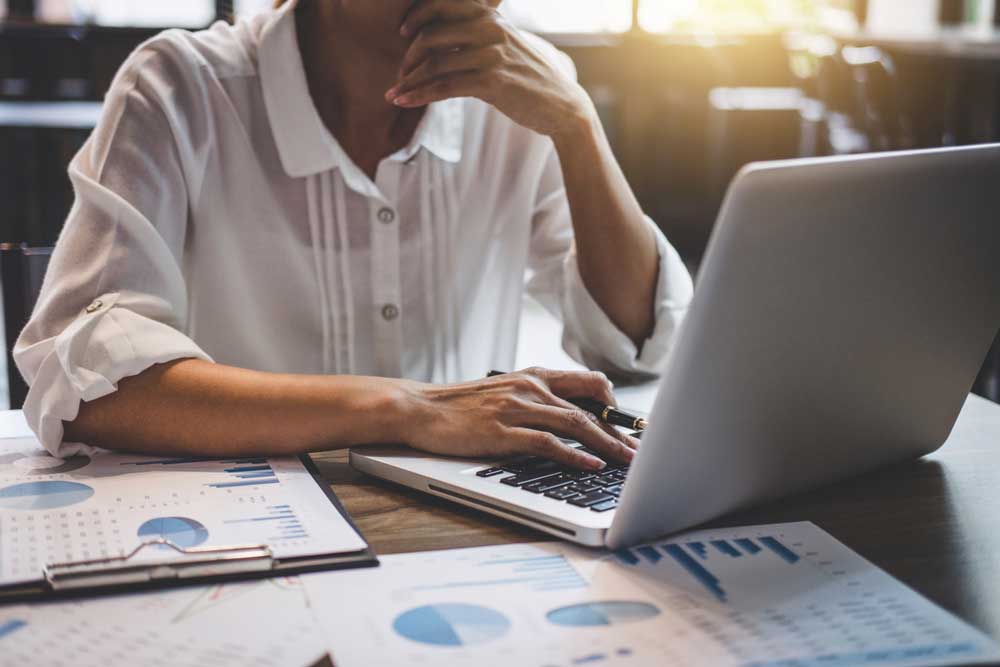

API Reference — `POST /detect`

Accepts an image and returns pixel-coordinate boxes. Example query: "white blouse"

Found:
[14,0,694,457]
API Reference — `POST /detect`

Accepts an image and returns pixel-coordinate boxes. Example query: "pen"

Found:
[487,370,648,431]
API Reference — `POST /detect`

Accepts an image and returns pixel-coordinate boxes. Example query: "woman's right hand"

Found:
[396,367,638,470]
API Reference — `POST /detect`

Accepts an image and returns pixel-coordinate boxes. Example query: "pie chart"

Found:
[0,452,91,475]
[0,481,94,510]
[137,517,210,549]
[547,601,661,627]
[393,603,510,647]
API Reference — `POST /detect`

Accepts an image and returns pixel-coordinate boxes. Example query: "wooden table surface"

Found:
[312,392,1000,642]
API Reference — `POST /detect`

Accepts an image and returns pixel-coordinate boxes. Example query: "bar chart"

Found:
[614,535,803,603]
[119,456,281,489]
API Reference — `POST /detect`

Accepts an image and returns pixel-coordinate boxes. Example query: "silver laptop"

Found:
[350,144,1000,549]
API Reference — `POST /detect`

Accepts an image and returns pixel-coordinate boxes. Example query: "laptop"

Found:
[350,144,1000,549]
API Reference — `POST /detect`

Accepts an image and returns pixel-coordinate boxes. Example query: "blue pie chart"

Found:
[137,517,210,549]
[0,480,94,510]
[547,601,661,627]
[393,603,510,647]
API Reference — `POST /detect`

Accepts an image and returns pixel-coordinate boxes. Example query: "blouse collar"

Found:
[257,0,464,184]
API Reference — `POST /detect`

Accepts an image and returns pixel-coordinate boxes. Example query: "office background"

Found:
[3,0,1000,408]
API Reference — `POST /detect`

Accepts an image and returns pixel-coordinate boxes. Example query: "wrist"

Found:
[550,92,602,153]
[367,377,431,446]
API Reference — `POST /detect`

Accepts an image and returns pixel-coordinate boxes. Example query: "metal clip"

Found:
[43,539,274,591]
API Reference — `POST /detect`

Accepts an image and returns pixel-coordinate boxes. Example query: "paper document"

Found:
[0,576,327,667]
[303,521,1000,667]
[0,436,366,588]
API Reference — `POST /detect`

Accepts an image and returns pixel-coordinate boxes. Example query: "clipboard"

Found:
[0,454,377,604]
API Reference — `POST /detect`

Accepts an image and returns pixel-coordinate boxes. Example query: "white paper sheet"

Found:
[0,436,366,587]
[0,576,327,667]
[303,522,1000,667]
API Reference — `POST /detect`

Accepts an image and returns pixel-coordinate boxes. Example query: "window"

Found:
[639,0,857,33]
[500,0,632,33]
[35,0,215,27]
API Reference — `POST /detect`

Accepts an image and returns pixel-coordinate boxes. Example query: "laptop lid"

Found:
[608,145,1000,549]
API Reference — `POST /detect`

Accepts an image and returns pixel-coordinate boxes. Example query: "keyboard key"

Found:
[567,481,604,494]
[603,483,623,496]
[500,457,550,474]
[590,499,618,512]
[501,471,561,487]
[530,476,576,493]
[545,488,582,501]
[476,467,506,478]
[568,492,614,507]
[562,470,597,481]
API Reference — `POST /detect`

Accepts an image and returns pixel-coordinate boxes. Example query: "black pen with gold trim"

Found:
[487,370,647,431]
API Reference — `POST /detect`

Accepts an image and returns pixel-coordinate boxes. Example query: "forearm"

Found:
[64,359,413,457]
[552,109,660,346]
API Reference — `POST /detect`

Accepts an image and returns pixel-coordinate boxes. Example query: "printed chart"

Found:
[0,576,326,667]
[0,436,366,587]
[303,522,1000,667]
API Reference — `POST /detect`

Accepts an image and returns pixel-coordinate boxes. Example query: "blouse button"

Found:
[381,304,400,321]
[85,299,103,314]
[377,207,396,224]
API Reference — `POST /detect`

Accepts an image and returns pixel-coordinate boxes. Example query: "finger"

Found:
[393,71,490,108]
[519,381,634,450]
[389,45,500,101]
[521,405,635,465]
[509,429,606,470]
[399,19,503,76]
[401,0,493,39]
[526,368,617,407]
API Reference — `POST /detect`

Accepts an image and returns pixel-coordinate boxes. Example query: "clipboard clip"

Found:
[43,539,274,591]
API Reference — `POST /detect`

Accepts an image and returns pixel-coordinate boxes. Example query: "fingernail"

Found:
[394,94,412,106]
[400,24,410,37]
[588,457,606,470]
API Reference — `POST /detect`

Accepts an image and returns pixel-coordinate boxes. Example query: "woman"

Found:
[15,0,693,468]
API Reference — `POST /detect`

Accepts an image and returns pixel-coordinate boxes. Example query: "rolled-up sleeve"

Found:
[525,149,694,379]
[13,43,212,456]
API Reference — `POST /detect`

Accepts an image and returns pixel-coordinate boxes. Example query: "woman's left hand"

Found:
[386,0,594,140]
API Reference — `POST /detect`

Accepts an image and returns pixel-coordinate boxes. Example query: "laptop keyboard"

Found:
[475,450,629,513]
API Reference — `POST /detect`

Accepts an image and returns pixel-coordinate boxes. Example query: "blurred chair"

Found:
[1,244,53,409]
[0,26,91,101]
[707,87,804,202]
[810,38,871,155]
[842,45,911,151]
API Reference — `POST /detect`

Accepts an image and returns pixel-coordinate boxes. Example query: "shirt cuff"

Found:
[15,292,213,457]
[560,218,694,377]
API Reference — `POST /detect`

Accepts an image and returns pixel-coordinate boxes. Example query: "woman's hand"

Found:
[398,367,638,470]
[385,0,594,140]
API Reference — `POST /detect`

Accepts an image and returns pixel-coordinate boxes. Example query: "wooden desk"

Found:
[314,390,1000,642]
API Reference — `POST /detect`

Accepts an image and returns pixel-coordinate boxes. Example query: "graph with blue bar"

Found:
[119,456,281,489]
[224,505,310,542]
[0,619,26,640]
[411,552,587,594]
[615,535,801,603]
[207,460,280,489]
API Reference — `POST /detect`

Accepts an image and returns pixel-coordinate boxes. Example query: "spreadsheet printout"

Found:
[0,575,327,666]
[0,436,366,587]
[303,522,1000,667]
